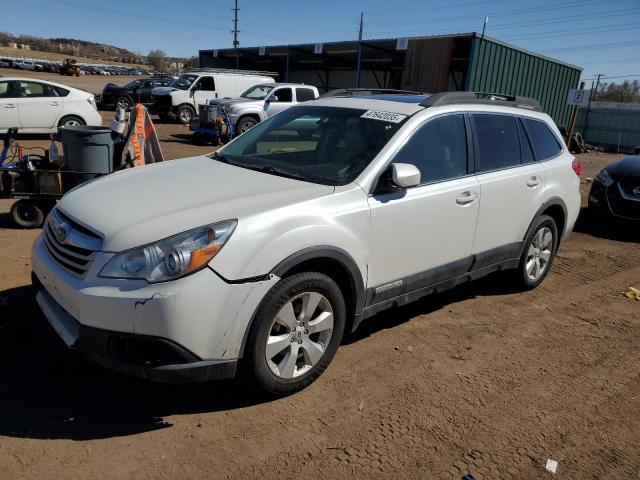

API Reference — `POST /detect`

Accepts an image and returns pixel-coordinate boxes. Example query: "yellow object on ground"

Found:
[623,287,640,300]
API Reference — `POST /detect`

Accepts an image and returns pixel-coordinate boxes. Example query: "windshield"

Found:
[241,85,274,100]
[214,106,408,186]
[171,74,197,90]
[125,80,142,89]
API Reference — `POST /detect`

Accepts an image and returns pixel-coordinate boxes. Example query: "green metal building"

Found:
[199,33,582,126]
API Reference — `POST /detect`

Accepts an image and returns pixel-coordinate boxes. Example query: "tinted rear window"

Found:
[296,88,316,102]
[471,114,521,172]
[522,118,562,161]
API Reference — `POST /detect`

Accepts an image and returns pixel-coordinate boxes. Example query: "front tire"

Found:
[116,96,132,111]
[515,215,558,289]
[176,104,195,124]
[236,116,259,135]
[239,272,346,396]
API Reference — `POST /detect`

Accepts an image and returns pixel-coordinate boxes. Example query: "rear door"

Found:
[470,113,546,260]
[0,80,19,130]
[265,87,294,117]
[137,79,155,104]
[17,81,63,130]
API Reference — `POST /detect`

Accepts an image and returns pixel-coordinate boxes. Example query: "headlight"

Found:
[594,169,613,187]
[87,96,97,110]
[99,220,237,282]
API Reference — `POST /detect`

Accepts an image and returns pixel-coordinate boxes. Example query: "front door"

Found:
[191,76,216,107]
[367,114,480,303]
[265,87,294,117]
[17,81,63,130]
[0,80,19,130]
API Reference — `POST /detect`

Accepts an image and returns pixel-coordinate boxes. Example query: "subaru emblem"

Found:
[634,186,640,197]
[55,225,67,243]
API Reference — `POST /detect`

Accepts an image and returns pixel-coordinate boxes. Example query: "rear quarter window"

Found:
[522,118,563,161]
[296,88,316,102]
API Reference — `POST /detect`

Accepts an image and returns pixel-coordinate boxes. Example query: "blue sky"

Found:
[4,0,640,84]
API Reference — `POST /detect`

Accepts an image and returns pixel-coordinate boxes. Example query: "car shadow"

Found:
[0,285,266,441]
[0,210,17,229]
[346,271,517,344]
[0,271,517,441]
[574,206,639,243]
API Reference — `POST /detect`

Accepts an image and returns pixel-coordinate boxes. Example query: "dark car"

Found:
[99,77,174,110]
[589,156,640,220]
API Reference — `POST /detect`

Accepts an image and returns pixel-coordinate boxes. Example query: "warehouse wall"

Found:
[466,37,581,126]
[576,105,640,152]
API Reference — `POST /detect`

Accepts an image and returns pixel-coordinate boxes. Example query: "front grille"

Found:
[43,209,102,276]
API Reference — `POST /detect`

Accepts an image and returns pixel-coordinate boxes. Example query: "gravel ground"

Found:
[0,71,638,479]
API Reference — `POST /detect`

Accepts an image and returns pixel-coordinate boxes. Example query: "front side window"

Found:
[471,114,521,172]
[522,118,562,161]
[271,88,292,102]
[241,85,273,100]
[194,76,215,91]
[217,106,407,186]
[141,80,154,89]
[0,81,18,99]
[392,114,468,184]
[20,81,60,98]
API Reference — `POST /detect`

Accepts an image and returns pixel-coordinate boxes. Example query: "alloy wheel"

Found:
[525,226,553,281]
[265,291,334,379]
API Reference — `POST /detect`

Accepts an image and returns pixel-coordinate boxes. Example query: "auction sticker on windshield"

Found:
[361,110,407,123]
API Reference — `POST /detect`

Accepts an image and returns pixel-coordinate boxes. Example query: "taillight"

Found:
[572,158,581,176]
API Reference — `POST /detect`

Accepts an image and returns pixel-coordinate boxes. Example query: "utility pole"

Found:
[475,16,489,91]
[584,73,603,139]
[358,12,364,41]
[232,0,240,69]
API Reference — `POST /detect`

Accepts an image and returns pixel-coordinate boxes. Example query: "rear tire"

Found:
[239,272,346,397]
[514,215,558,290]
[116,96,131,111]
[57,115,85,128]
[10,200,45,228]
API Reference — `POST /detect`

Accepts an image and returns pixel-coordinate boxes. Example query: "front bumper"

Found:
[589,181,640,220]
[31,233,279,374]
[35,285,236,382]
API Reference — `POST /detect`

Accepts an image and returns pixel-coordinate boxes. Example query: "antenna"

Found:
[232,0,240,69]
[358,12,364,41]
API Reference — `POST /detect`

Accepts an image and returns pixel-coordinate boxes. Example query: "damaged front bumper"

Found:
[31,234,279,382]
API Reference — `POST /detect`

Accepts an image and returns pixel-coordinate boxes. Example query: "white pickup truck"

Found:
[150,70,275,124]
[191,83,319,141]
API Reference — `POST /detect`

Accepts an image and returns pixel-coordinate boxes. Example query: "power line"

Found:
[366,0,510,15]
[581,74,640,81]
[541,40,638,54]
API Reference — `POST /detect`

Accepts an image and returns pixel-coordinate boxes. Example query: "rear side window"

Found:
[54,86,70,97]
[392,114,468,184]
[296,88,316,102]
[471,114,521,172]
[522,118,562,161]
[273,88,293,102]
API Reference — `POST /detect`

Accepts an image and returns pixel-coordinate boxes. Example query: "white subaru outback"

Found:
[32,92,581,395]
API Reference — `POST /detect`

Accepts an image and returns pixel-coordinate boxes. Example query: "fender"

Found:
[237,246,367,357]
[519,196,568,259]
[234,109,267,125]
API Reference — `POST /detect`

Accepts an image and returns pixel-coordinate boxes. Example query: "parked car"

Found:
[150,70,275,124]
[320,88,425,98]
[191,83,319,140]
[14,61,37,71]
[0,77,102,133]
[589,155,640,220]
[32,91,580,395]
[99,77,174,111]
[0,59,12,68]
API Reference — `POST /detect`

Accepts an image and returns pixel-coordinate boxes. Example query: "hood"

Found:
[102,83,120,93]
[57,156,334,252]
[151,86,174,96]
[211,97,259,108]
[606,156,640,182]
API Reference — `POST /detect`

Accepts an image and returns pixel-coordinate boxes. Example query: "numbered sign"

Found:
[396,37,409,51]
[314,43,323,54]
[566,89,591,107]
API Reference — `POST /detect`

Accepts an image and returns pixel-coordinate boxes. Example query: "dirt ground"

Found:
[0,73,639,479]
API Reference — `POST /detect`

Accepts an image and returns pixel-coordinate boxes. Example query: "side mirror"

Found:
[268,95,279,103]
[390,163,421,188]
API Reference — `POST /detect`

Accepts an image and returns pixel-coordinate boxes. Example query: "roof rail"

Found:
[186,67,278,76]
[420,92,542,111]
[320,88,426,98]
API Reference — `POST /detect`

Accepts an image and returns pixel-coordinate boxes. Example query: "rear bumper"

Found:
[35,285,237,383]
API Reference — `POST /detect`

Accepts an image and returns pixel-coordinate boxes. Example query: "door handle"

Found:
[49,102,60,106]
[5,104,16,108]
[456,191,478,205]
[526,176,541,188]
